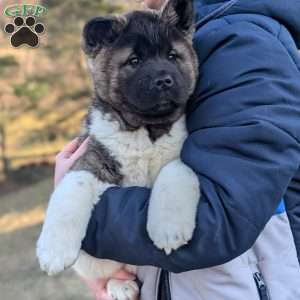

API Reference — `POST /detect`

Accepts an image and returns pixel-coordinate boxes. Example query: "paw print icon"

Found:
[4,16,45,48]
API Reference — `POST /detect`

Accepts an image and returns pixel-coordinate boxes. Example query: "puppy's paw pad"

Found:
[107,279,139,300]
[147,220,194,254]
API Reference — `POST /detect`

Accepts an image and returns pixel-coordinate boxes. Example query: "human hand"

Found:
[144,0,165,9]
[81,269,137,300]
[54,137,90,187]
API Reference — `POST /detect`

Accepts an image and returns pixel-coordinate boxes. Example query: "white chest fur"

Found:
[89,110,187,187]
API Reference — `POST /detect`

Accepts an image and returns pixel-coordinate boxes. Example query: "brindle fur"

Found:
[71,136,123,184]
[37,2,199,297]
[70,0,198,188]
[83,6,198,128]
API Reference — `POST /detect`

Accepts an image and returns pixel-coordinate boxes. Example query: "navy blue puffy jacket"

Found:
[82,0,300,272]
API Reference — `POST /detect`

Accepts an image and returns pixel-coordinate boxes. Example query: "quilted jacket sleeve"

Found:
[82,19,300,273]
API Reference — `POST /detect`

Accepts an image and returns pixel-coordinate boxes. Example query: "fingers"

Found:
[113,270,136,281]
[81,277,113,300]
[82,277,106,290]
[144,0,164,9]
[80,270,136,300]
[56,137,90,160]
[70,136,90,162]
[62,137,79,153]
[95,291,113,300]
[56,138,79,160]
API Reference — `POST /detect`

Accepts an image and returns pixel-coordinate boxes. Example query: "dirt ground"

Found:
[0,178,92,300]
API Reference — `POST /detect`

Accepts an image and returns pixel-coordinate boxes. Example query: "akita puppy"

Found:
[37,0,199,299]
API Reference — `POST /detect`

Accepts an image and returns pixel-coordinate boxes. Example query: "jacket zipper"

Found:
[156,269,269,300]
[253,272,271,300]
[157,270,172,300]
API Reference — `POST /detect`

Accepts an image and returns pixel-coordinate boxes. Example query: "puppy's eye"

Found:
[168,50,178,61]
[128,56,140,67]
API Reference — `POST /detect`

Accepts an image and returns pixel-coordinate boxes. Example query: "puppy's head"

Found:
[83,0,198,127]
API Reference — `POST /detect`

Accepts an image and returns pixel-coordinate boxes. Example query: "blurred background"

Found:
[0,0,139,299]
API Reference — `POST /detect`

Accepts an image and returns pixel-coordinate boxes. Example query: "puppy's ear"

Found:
[82,16,126,56]
[161,0,194,35]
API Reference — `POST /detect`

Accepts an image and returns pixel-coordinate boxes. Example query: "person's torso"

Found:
[137,213,300,300]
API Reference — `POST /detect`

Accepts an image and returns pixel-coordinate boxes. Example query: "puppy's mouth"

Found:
[146,101,180,116]
[128,101,180,118]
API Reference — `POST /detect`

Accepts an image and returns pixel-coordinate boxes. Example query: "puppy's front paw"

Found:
[107,279,139,300]
[147,215,195,255]
[147,159,200,254]
[37,229,80,275]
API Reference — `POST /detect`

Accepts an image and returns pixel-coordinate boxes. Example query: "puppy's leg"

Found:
[37,138,120,275]
[147,159,200,254]
[74,252,139,300]
[107,279,139,300]
[36,170,113,275]
[73,250,123,279]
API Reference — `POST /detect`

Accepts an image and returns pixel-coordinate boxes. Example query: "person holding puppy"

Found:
[55,0,300,299]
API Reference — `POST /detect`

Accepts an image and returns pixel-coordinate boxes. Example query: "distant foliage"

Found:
[0,55,18,67]
[0,55,18,75]
[0,0,129,178]
[13,80,50,108]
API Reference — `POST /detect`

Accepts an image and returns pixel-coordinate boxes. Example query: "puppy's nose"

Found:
[154,75,174,90]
